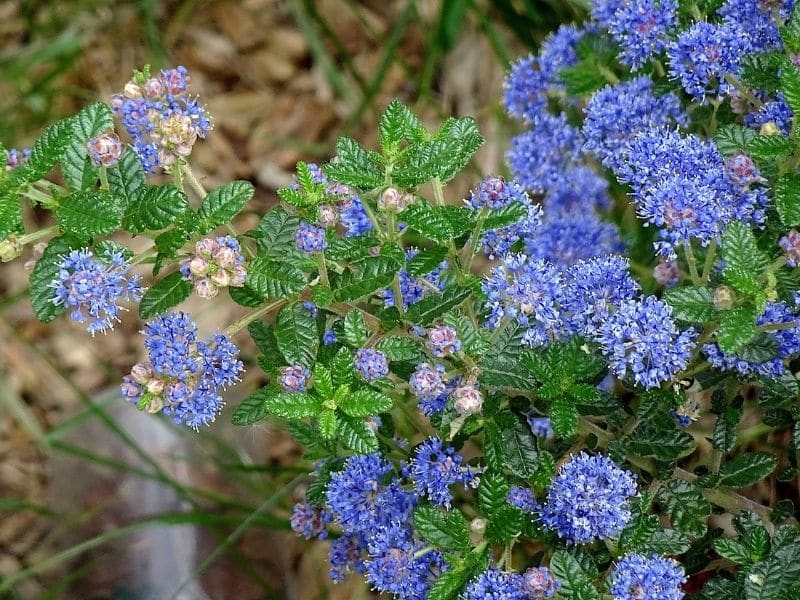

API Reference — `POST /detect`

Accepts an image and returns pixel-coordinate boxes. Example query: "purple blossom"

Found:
[295,221,328,252]
[607,0,678,70]
[609,553,686,600]
[354,348,389,381]
[290,502,332,539]
[278,365,311,392]
[409,438,477,508]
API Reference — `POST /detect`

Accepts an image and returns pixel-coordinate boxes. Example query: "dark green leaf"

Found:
[139,271,192,318]
[325,234,380,261]
[713,406,742,453]
[559,62,609,96]
[55,190,121,240]
[641,529,691,555]
[62,102,113,191]
[413,506,470,552]
[246,256,306,300]
[781,61,800,114]
[324,137,384,189]
[492,411,539,478]
[334,255,398,301]
[407,246,448,277]
[404,285,471,325]
[257,205,299,259]
[747,135,794,161]
[379,99,427,154]
[374,336,424,361]
[330,347,355,388]
[339,389,393,417]
[0,190,22,239]
[714,124,756,157]
[319,408,339,439]
[337,415,379,453]
[551,396,579,438]
[550,550,600,600]
[427,551,488,600]
[480,357,538,390]
[717,305,758,354]
[736,332,780,364]
[232,388,272,425]
[343,309,368,347]
[626,423,696,461]
[664,286,716,322]
[29,235,80,322]
[658,480,711,537]
[275,302,318,368]
[198,180,254,234]
[122,185,189,232]
[107,149,145,211]
[722,221,767,275]
[719,453,778,488]
[776,174,800,227]
[248,321,283,366]
[263,392,322,419]
[713,538,752,564]
[14,117,74,183]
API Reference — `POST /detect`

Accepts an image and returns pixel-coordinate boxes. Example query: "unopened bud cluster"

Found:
[180,236,247,299]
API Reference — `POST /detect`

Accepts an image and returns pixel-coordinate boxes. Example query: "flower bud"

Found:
[713,285,734,310]
[195,278,219,299]
[214,246,237,270]
[188,256,210,277]
[146,378,165,395]
[317,204,338,228]
[469,517,487,543]
[123,81,143,98]
[87,133,124,167]
[130,362,154,385]
[0,235,22,262]
[653,261,679,288]
[453,384,483,416]
[760,121,781,136]
[378,187,403,212]
[195,237,219,258]
[209,268,230,288]
[143,77,165,99]
[145,394,165,413]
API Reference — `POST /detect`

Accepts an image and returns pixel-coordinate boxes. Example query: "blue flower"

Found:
[508,113,584,194]
[466,176,529,210]
[381,248,447,309]
[527,415,555,439]
[5,147,30,170]
[52,248,144,335]
[564,256,640,337]
[290,502,332,539]
[329,533,367,582]
[482,254,567,347]
[540,452,637,544]
[426,325,462,358]
[544,165,612,214]
[340,197,374,236]
[364,522,447,599]
[409,363,446,401]
[278,365,311,392]
[296,221,328,252]
[583,76,687,172]
[463,568,526,599]
[326,453,415,535]
[718,0,789,54]
[745,94,794,135]
[596,296,696,389]
[524,209,624,267]
[609,553,686,600]
[323,329,338,345]
[607,0,678,70]
[410,438,478,508]
[667,21,749,101]
[355,348,389,381]
[508,486,538,512]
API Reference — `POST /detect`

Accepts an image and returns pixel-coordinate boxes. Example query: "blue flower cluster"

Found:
[426,325,462,358]
[296,221,328,252]
[381,248,447,310]
[5,147,30,170]
[119,312,243,428]
[594,0,678,70]
[409,362,456,416]
[278,365,311,392]
[463,568,526,600]
[290,502,332,539]
[507,485,538,512]
[540,452,637,543]
[111,66,212,172]
[609,553,686,600]
[409,438,477,507]
[51,248,144,335]
[355,347,389,381]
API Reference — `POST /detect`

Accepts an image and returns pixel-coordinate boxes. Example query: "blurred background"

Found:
[0,1,582,597]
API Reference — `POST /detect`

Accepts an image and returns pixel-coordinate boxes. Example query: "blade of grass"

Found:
[0,376,49,451]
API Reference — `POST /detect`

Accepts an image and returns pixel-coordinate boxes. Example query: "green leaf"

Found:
[248,321,283,365]
[717,304,758,353]
[379,99,427,154]
[760,373,799,410]
[428,551,488,600]
[337,415,379,453]
[122,185,189,233]
[492,412,539,478]
[107,149,145,211]
[713,406,742,453]
[319,408,339,439]
[641,529,691,555]
[343,309,368,347]
[626,423,696,461]
[776,174,800,227]
[404,285,472,326]
[658,480,711,537]
[55,190,121,240]
[257,205,299,259]
[407,246,448,277]
[330,347,355,388]
[338,389,393,417]
[139,271,192,318]
[229,285,264,307]
[14,117,74,183]
[0,190,22,239]
[62,102,114,191]
[413,506,470,552]
[783,7,800,52]
[747,135,794,161]
[550,550,600,600]
[722,220,767,275]
[559,62,609,96]
[374,336,424,361]
[781,61,800,115]
[334,255,399,301]
[719,452,778,488]
[324,137,384,189]
[736,332,780,364]
[232,388,272,425]
[399,200,474,244]
[275,302,319,368]
[198,180,254,234]
[664,286,716,322]
[29,235,79,322]
[478,470,521,543]
[325,234,380,261]
[714,124,756,157]
[480,202,530,232]
[263,392,322,419]
[714,538,753,565]
[550,396,579,438]
[245,256,306,300]
[480,357,538,391]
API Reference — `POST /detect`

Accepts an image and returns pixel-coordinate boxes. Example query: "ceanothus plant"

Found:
[8,1,800,595]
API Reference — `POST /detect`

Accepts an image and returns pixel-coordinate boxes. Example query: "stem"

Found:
[701,239,717,284]
[18,225,59,246]
[396,396,437,438]
[181,162,208,198]
[391,274,406,316]
[224,300,285,336]
[462,207,489,274]
[432,177,445,207]
[683,240,700,284]
[99,167,110,191]
[22,187,57,207]
[758,320,800,332]
[769,256,788,272]
[315,252,330,287]
[129,247,158,266]
[723,74,764,109]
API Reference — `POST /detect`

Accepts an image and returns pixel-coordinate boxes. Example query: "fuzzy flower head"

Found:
[453,383,484,416]
[426,325,462,357]
[52,249,144,335]
[354,348,389,381]
[596,296,696,389]
[780,230,800,267]
[508,486,539,513]
[609,553,686,600]
[482,254,566,348]
[180,236,246,299]
[364,523,446,599]
[5,147,30,171]
[278,365,311,392]
[290,502,332,539]
[540,452,637,544]
[606,0,678,70]
[112,65,211,172]
[295,221,328,253]
[329,533,367,582]
[522,566,559,599]
[466,176,530,211]
[544,165,612,213]
[120,312,243,428]
[409,363,447,401]
[725,152,766,188]
[87,132,124,167]
[410,438,478,508]
[463,568,526,600]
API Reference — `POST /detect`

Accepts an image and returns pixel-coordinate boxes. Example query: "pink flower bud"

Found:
[214,246,237,270]
[130,362,154,385]
[195,278,219,299]
[378,187,403,212]
[143,77,165,99]
[146,378,165,395]
[0,235,22,262]
[317,204,338,228]
[123,81,143,98]
[195,237,219,258]
[230,266,247,287]
[188,256,210,277]
[453,385,483,416]
[210,269,230,288]
[87,133,124,167]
